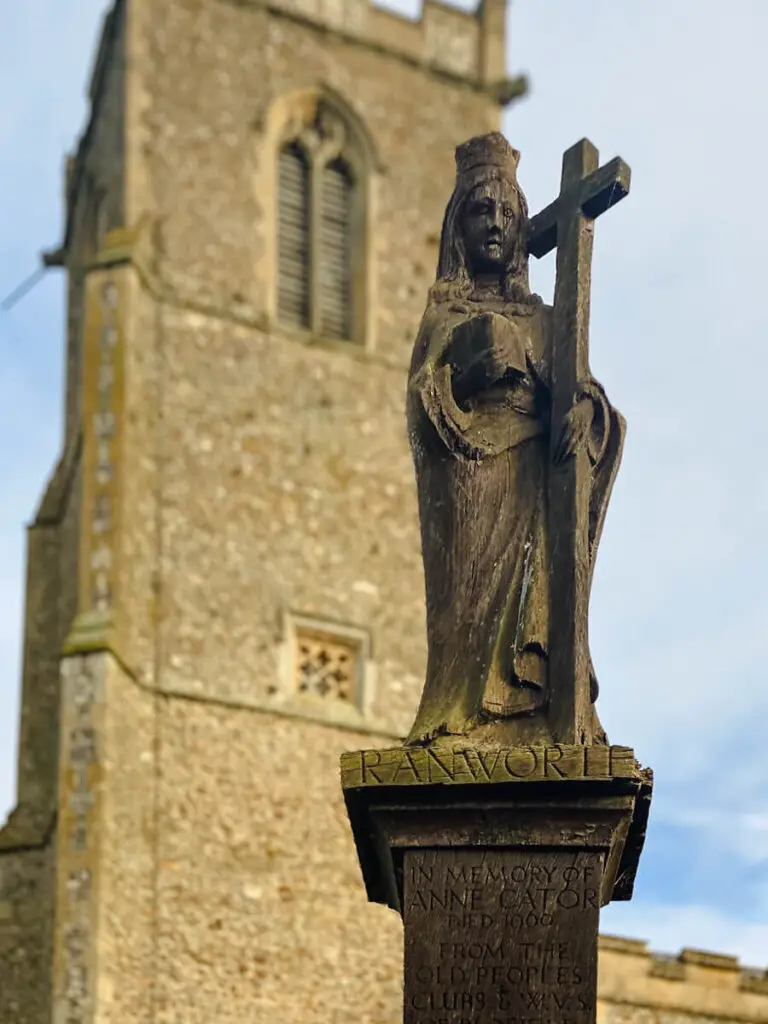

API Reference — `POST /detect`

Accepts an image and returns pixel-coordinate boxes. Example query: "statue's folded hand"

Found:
[449,313,528,403]
[472,340,525,381]
[553,395,594,464]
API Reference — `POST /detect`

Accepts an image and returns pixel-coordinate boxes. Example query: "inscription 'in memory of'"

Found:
[341,744,636,789]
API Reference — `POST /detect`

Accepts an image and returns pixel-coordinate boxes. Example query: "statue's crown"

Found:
[455,132,521,181]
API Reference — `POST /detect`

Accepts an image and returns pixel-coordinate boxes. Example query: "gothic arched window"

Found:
[274,98,366,344]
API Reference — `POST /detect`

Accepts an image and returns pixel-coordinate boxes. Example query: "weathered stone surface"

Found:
[154,706,402,1023]
[0,844,56,1024]
[94,656,156,1024]
[64,0,126,441]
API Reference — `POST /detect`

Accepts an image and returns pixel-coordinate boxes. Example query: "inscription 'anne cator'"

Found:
[408,862,599,922]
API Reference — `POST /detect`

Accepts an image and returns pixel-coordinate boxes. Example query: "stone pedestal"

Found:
[341,744,651,1024]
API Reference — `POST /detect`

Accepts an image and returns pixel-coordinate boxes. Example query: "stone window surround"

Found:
[256,86,382,352]
[278,609,376,723]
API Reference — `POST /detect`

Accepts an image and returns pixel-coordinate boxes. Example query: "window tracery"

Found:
[281,611,372,715]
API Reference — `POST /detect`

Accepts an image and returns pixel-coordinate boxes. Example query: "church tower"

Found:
[0,1,518,1020]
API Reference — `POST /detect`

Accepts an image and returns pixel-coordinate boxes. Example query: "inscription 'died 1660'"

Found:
[403,848,602,1024]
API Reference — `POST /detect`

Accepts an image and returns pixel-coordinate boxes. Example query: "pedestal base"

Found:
[340,744,652,1024]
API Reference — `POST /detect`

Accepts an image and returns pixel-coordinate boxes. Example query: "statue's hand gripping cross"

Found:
[527,139,630,745]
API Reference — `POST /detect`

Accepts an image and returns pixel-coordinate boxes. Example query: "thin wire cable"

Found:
[0,267,47,313]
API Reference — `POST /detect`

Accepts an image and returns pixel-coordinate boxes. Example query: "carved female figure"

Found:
[406,133,624,746]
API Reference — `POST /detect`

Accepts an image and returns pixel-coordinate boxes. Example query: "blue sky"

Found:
[2,0,768,964]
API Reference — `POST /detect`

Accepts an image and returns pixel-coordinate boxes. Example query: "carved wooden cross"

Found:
[527,139,630,745]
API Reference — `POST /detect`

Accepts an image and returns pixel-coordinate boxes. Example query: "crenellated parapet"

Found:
[599,935,768,1022]
[255,0,527,100]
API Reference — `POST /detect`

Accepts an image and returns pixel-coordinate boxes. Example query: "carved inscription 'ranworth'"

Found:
[404,849,601,1024]
[341,745,637,789]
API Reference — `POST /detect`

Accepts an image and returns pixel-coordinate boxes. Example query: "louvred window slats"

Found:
[276,138,357,342]
[319,159,353,340]
[277,144,311,329]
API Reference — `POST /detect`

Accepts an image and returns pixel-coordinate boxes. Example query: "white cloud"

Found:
[670,808,768,867]
[603,901,768,968]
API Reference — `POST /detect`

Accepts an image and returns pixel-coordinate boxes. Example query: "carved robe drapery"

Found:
[406,287,625,745]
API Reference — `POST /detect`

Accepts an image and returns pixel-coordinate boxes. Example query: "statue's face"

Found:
[461,179,520,275]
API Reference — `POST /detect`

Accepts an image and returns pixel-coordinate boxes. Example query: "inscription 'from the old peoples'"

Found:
[404,849,601,1024]
[406,132,630,748]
